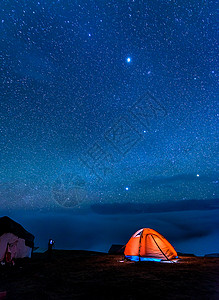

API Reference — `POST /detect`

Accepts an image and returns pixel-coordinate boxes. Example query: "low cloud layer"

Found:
[2,207,219,256]
[91,198,219,214]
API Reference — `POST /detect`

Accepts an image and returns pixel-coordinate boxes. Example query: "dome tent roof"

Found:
[124,228,177,262]
[0,216,34,248]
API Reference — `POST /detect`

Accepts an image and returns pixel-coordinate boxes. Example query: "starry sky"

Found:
[0,0,218,254]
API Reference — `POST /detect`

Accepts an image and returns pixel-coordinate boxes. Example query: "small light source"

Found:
[126,57,131,63]
[196,174,200,177]
[125,187,129,191]
[49,239,55,245]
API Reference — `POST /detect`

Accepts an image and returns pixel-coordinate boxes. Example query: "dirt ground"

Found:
[0,250,219,300]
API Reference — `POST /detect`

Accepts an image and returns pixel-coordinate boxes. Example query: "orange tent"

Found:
[124,228,177,262]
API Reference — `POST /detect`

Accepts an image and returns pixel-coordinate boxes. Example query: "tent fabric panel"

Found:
[0,233,32,262]
[140,234,166,259]
[148,233,177,259]
[124,236,140,256]
[158,235,177,259]
[0,216,34,247]
[153,235,177,260]
[0,233,17,261]
[13,238,32,259]
[146,234,176,259]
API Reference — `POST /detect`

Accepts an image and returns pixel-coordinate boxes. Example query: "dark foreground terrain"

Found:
[0,250,219,300]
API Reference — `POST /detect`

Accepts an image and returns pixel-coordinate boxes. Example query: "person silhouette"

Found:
[5,243,15,266]
[47,239,55,261]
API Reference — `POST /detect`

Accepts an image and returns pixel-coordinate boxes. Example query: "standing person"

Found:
[47,239,55,261]
[5,243,15,266]
[5,243,11,264]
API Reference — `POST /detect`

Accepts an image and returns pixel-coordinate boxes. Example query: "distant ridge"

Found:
[177,252,196,257]
[204,253,219,258]
[108,244,125,254]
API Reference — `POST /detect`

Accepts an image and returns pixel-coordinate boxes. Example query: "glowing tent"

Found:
[0,216,34,262]
[124,228,177,262]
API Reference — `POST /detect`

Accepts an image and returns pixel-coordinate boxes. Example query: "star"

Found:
[126,57,131,63]
[125,187,129,191]
[196,174,200,177]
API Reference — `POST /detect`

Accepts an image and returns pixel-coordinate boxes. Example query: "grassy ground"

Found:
[0,250,219,299]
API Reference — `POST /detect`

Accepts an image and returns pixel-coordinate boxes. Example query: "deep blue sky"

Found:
[0,0,218,254]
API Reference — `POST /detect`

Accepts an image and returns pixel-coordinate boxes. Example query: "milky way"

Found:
[0,0,218,212]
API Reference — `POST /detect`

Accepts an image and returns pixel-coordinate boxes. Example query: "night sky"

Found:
[0,0,218,255]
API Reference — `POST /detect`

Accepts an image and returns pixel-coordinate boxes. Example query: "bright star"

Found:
[125,187,129,191]
[88,33,91,37]
[126,57,131,63]
[196,174,200,177]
